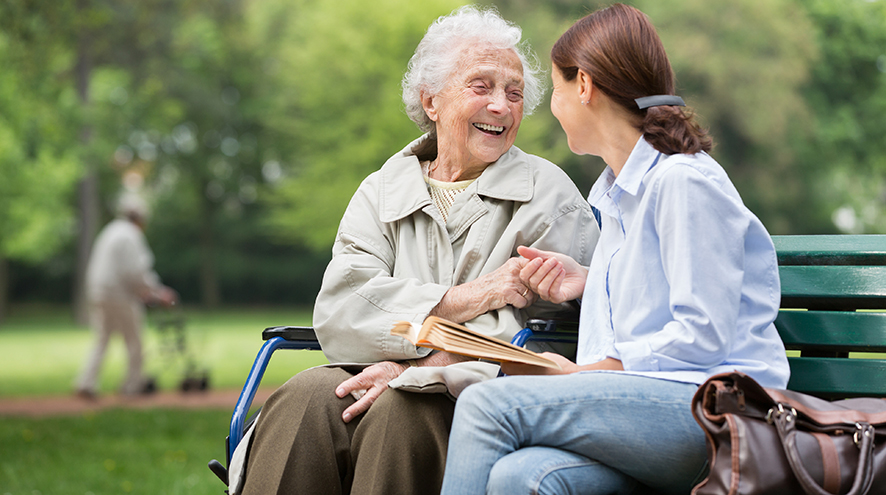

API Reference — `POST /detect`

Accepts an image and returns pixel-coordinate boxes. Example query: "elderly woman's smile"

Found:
[474,123,505,135]
[421,45,525,181]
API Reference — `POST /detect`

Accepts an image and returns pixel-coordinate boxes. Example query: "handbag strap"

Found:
[772,404,876,495]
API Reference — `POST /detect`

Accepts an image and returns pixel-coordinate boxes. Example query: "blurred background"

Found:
[1,0,885,319]
[1,0,885,493]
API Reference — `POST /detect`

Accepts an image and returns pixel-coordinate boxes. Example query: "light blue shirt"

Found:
[577,137,790,388]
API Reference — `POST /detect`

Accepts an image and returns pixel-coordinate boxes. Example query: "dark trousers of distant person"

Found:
[241,365,455,495]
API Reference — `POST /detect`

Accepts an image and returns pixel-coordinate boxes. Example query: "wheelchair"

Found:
[207,317,579,490]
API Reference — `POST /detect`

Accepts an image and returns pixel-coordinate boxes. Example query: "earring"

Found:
[581,100,588,105]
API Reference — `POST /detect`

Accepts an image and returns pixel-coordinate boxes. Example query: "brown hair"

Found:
[551,3,712,155]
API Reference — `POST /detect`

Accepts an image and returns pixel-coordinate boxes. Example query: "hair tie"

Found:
[635,95,685,109]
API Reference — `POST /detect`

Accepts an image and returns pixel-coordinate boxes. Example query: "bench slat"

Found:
[774,235,886,266]
[786,356,886,398]
[779,265,886,310]
[775,310,886,352]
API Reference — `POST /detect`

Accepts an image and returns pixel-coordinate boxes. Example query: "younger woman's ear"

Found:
[576,69,594,104]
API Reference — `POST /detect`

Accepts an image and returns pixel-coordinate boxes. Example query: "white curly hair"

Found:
[401,5,544,132]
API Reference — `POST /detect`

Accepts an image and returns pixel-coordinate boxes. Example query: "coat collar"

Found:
[379,134,534,223]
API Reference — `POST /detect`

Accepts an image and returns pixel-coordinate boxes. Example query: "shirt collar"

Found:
[587,136,661,212]
[379,134,534,222]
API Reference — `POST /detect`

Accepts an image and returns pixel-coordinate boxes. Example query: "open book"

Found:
[391,316,561,369]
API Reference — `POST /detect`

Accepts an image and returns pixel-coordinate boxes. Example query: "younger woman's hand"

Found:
[517,246,588,304]
[500,354,624,376]
[500,352,579,376]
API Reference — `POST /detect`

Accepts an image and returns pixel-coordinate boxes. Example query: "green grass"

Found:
[0,304,329,397]
[0,304,331,494]
[1,408,232,495]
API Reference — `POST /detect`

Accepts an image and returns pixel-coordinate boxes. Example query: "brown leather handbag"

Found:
[691,371,886,495]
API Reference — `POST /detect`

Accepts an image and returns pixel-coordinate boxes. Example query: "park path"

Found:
[0,388,274,417]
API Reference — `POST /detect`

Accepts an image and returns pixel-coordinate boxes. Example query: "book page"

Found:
[391,317,560,369]
[390,320,422,342]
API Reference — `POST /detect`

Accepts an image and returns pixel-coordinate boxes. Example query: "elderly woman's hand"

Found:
[430,257,537,324]
[473,257,539,309]
[335,361,407,423]
[335,351,473,423]
[516,246,588,304]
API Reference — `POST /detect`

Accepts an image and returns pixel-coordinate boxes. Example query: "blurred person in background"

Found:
[74,192,177,400]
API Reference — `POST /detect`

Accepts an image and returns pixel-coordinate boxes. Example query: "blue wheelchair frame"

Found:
[208,318,578,487]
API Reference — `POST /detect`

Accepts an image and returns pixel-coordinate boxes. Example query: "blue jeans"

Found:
[440,372,707,495]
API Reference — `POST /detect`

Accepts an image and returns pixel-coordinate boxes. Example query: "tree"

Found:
[0,0,198,319]
[2,0,280,310]
[638,0,822,233]
[254,0,467,251]
[0,3,82,322]
[794,0,886,234]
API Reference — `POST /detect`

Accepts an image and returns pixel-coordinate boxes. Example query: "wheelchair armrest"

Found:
[262,326,317,341]
[525,318,579,333]
[227,327,321,469]
[511,318,580,348]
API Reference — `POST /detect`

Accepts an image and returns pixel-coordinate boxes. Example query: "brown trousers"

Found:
[241,366,456,495]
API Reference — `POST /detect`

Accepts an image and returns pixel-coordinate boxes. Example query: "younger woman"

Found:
[439,4,789,494]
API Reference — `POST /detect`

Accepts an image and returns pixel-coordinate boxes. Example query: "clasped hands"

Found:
[334,246,607,423]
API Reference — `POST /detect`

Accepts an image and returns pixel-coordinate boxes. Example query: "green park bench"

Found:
[209,234,886,488]
[772,234,886,399]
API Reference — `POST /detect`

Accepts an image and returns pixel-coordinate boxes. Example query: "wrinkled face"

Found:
[425,45,524,170]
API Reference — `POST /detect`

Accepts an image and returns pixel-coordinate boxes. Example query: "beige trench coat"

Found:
[226,137,600,493]
[313,135,600,364]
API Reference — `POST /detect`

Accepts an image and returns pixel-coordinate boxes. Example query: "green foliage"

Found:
[0,147,79,261]
[797,0,886,234]
[0,29,81,263]
[255,0,467,250]
[640,0,822,234]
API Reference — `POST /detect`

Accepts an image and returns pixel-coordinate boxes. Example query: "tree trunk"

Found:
[74,171,100,324]
[72,7,99,325]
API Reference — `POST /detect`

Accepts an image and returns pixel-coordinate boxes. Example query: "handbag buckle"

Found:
[766,403,797,424]
[854,423,873,447]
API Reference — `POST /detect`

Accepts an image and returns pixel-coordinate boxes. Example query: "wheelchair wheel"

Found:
[180,371,210,392]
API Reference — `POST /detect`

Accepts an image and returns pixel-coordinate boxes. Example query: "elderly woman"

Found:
[237,6,598,495]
